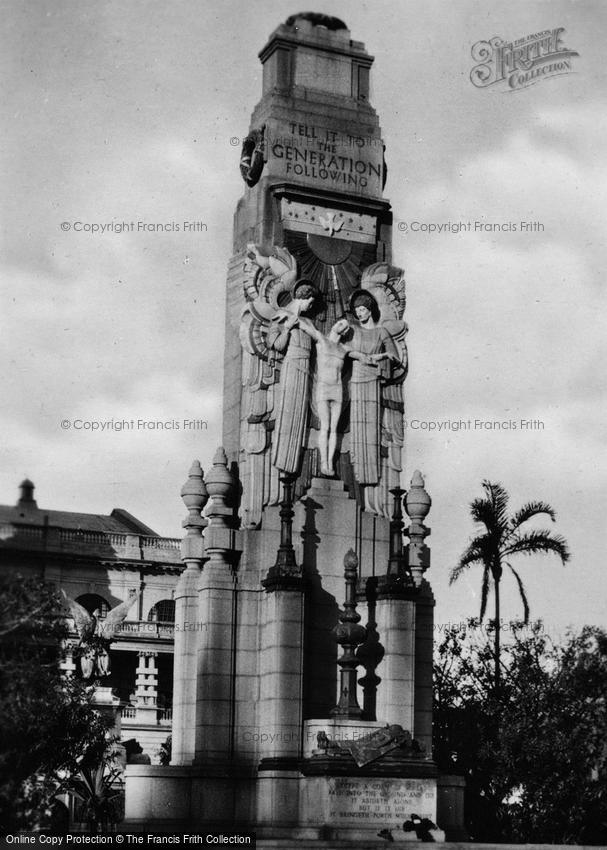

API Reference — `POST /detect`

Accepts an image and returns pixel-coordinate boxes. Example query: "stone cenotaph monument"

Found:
[126,13,449,841]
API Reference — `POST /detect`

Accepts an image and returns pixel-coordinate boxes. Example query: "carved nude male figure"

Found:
[299,317,378,476]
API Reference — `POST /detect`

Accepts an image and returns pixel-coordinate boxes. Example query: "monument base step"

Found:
[258,844,602,850]
[258,841,437,849]
[255,837,448,850]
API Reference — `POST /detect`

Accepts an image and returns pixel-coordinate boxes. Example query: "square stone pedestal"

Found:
[299,775,442,841]
[254,719,444,841]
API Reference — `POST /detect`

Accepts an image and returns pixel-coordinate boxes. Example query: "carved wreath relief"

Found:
[238,243,407,527]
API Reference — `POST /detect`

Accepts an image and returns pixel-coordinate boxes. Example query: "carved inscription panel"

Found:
[266,117,384,198]
[326,777,436,825]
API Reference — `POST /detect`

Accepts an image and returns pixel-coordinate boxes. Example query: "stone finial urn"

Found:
[180,459,208,512]
[204,447,234,500]
[405,470,431,521]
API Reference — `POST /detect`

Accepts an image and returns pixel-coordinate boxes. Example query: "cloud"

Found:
[397,102,607,631]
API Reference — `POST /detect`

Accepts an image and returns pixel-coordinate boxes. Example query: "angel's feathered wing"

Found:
[238,244,298,527]
[359,263,408,518]
[99,592,140,640]
[61,590,96,642]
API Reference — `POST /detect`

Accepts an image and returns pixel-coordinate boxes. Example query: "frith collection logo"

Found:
[470,28,578,91]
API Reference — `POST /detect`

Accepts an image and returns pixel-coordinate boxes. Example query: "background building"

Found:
[0,479,181,761]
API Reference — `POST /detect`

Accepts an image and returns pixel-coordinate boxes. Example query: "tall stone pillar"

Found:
[259,476,306,764]
[372,488,417,730]
[134,651,158,725]
[125,14,446,838]
[171,460,208,765]
[404,471,434,754]
[413,583,435,756]
[194,448,236,763]
[222,13,402,534]
[374,587,417,730]
[257,475,306,828]
[258,589,305,759]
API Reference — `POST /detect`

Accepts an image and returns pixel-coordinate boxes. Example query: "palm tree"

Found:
[450,480,570,688]
[65,763,122,834]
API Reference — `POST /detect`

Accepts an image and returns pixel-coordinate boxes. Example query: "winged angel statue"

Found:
[238,244,407,526]
[62,590,139,679]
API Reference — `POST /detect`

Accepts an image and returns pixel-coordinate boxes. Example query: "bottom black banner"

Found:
[0,833,256,849]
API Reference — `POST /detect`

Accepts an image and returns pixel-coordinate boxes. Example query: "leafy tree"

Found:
[450,481,569,687]
[434,619,607,844]
[0,574,111,831]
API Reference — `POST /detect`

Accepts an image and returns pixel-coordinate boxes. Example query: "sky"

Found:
[1,0,606,638]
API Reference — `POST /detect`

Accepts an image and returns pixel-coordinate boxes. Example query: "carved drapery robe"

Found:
[268,320,313,474]
[347,325,399,486]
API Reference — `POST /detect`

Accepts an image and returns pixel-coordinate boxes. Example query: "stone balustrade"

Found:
[0,522,181,564]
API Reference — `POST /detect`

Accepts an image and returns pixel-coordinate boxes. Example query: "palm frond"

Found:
[481,480,509,529]
[450,536,490,585]
[469,482,510,558]
[469,495,497,531]
[508,564,530,623]
[504,529,570,564]
[509,500,556,530]
[486,480,509,525]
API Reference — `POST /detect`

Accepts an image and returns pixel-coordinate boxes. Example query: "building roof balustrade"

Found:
[0,521,182,565]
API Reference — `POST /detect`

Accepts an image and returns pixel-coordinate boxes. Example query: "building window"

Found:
[147,600,175,624]
[157,654,174,714]
[109,650,137,704]
[75,593,110,618]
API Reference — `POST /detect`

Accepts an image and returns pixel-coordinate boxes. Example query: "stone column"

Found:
[413,583,435,755]
[259,475,306,765]
[258,591,305,761]
[374,587,417,730]
[171,460,208,765]
[404,471,434,754]
[374,489,418,731]
[257,476,306,829]
[134,651,158,725]
[194,447,237,762]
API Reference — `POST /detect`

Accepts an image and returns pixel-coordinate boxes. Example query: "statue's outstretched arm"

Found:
[267,315,296,352]
[346,349,377,366]
[297,316,322,342]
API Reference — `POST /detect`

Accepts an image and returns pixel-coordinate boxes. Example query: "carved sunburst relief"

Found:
[283,230,377,332]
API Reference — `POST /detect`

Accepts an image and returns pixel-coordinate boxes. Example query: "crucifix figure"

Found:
[298,317,380,476]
